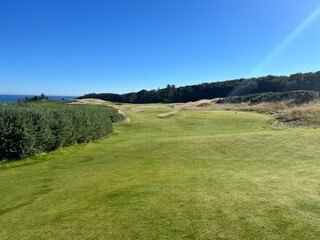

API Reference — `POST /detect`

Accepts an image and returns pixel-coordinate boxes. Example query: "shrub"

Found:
[0,102,124,161]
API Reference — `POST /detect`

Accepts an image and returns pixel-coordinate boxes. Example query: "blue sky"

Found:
[1,0,320,96]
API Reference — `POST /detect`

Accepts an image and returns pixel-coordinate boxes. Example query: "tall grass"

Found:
[282,103,320,126]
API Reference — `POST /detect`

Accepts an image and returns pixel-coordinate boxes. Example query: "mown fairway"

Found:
[1,106,320,239]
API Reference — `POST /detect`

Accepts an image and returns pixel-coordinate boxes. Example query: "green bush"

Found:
[0,102,124,161]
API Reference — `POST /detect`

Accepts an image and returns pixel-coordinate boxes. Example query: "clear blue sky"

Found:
[1,0,320,96]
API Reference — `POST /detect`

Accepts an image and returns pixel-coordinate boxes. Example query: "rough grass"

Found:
[0,105,320,239]
[282,103,320,126]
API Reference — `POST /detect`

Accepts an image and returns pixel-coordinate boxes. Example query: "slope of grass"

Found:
[1,106,320,239]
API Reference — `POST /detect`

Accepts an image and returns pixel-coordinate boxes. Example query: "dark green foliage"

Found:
[78,71,320,103]
[0,102,123,161]
[21,93,49,102]
[0,108,36,159]
[217,90,320,105]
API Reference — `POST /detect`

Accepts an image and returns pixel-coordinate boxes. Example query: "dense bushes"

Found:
[217,90,320,105]
[0,102,124,160]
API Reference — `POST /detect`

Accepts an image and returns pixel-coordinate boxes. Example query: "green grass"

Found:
[1,106,320,239]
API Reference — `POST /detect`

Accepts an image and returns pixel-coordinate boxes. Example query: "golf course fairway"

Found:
[1,106,320,239]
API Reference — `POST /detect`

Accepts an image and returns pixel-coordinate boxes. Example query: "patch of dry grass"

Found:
[70,98,108,105]
[131,107,146,112]
[115,109,131,124]
[282,103,320,126]
[131,105,173,112]
[174,99,218,110]
[157,112,176,118]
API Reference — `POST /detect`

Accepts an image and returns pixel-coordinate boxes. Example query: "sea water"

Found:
[0,95,77,103]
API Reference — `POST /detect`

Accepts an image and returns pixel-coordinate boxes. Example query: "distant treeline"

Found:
[21,93,48,102]
[79,71,320,103]
[0,102,124,161]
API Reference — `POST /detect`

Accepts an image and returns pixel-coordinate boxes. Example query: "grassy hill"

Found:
[1,104,320,239]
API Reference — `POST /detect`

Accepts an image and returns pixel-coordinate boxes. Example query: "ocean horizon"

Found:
[0,94,78,103]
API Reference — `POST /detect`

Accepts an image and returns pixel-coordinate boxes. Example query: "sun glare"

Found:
[248,5,320,78]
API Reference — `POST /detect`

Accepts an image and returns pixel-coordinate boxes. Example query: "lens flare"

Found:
[228,5,320,97]
[249,5,320,78]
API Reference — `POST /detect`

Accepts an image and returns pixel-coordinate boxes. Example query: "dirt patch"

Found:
[131,107,145,112]
[117,109,131,124]
[70,98,107,105]
[131,105,172,112]
[158,112,176,118]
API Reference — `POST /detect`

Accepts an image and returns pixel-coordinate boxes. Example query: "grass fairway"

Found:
[1,106,320,239]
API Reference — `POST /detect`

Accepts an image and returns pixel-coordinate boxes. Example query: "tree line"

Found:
[79,71,320,103]
[0,101,124,161]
